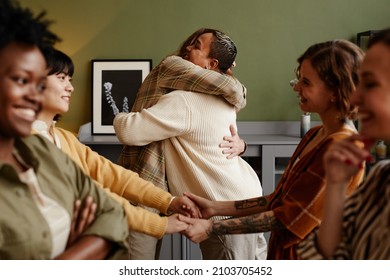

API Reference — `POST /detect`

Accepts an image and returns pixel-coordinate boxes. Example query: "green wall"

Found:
[21,0,390,133]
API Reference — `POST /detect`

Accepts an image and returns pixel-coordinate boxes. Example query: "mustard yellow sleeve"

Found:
[57,128,173,215]
[102,188,167,239]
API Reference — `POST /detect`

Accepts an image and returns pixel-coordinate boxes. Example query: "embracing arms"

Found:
[157,56,246,110]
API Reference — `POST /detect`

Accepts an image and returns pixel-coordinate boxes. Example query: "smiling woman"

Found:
[298,29,390,260]
[0,43,46,139]
[0,0,129,260]
[41,54,74,124]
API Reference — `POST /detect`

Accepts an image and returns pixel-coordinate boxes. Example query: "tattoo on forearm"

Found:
[235,197,267,210]
[211,212,284,235]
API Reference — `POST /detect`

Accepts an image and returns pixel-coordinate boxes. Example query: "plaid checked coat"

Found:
[117,55,247,194]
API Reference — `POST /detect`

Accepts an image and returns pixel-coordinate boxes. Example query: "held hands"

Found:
[183,192,216,219]
[167,193,218,241]
[169,196,202,218]
[66,196,97,248]
[165,214,192,234]
[166,214,213,243]
[178,215,213,243]
[219,124,246,159]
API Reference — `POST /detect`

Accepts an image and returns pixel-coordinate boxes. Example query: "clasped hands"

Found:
[166,192,216,244]
[70,193,216,245]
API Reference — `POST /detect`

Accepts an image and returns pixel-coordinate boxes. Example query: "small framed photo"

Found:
[91,59,152,134]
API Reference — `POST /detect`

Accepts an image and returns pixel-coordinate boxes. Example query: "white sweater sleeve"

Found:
[113,91,192,145]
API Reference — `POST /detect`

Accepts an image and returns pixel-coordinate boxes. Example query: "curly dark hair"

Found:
[0,0,60,54]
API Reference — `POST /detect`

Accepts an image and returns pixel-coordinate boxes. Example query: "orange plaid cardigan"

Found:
[267,125,364,260]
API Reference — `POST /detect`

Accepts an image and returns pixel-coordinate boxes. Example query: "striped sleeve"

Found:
[298,160,390,260]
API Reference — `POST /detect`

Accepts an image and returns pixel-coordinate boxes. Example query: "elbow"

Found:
[116,133,133,146]
[115,128,133,145]
[113,117,144,146]
[113,113,152,146]
[113,114,131,145]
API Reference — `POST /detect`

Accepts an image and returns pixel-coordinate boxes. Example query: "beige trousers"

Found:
[127,231,162,260]
[199,233,267,260]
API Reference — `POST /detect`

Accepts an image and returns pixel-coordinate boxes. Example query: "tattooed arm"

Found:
[179,210,285,243]
[213,211,284,235]
[233,196,269,217]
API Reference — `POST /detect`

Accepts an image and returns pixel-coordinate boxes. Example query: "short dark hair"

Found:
[177,28,237,73]
[45,48,74,123]
[46,49,74,77]
[209,30,237,73]
[0,0,59,55]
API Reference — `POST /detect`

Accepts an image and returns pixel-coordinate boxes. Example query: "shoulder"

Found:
[154,90,192,109]
[161,89,191,100]
[369,159,390,177]
[55,127,78,140]
[347,159,390,210]
[162,55,182,63]
[21,135,70,163]
[23,134,56,150]
[163,89,215,104]
[328,125,356,141]
[160,55,194,71]
[307,125,322,134]
[363,160,390,194]
[304,125,322,138]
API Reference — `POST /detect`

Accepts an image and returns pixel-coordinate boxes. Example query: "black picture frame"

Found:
[91,59,152,135]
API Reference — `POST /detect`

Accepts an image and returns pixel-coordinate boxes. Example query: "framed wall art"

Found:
[91,59,152,134]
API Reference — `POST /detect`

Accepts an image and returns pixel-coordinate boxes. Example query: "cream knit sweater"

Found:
[114,90,262,206]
